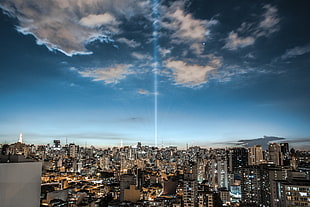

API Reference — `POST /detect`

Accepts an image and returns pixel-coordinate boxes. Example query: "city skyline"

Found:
[1,0,310,148]
[2,136,309,206]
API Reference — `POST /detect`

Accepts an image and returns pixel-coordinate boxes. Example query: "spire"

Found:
[18,132,23,143]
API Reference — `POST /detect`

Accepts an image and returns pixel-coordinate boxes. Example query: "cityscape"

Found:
[1,0,310,207]
[1,135,310,207]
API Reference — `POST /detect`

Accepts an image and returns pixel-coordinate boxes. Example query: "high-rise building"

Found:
[69,143,78,158]
[18,132,23,143]
[183,180,198,207]
[278,180,310,207]
[100,156,111,171]
[269,143,283,166]
[207,158,228,189]
[120,174,136,201]
[241,164,291,207]
[183,162,198,207]
[123,185,141,202]
[53,140,61,148]
[198,191,213,207]
[228,147,248,173]
[280,143,290,166]
[219,189,230,205]
[258,164,286,207]
[197,158,207,182]
[248,145,264,165]
[240,165,261,205]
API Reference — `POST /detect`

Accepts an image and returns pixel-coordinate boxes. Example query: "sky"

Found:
[0,0,310,148]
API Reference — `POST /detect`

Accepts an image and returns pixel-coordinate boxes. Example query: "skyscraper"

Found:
[269,143,282,166]
[240,165,261,205]
[228,147,248,173]
[183,162,198,207]
[248,145,264,165]
[120,174,136,201]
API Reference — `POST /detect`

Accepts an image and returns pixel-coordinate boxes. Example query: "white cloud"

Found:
[137,89,158,96]
[79,13,118,29]
[0,0,150,56]
[117,37,141,48]
[215,65,248,83]
[281,44,310,59]
[78,64,132,84]
[190,43,205,55]
[131,52,152,61]
[167,9,207,41]
[159,47,172,57]
[138,89,150,95]
[165,55,222,87]
[224,4,280,51]
[223,32,255,50]
[256,5,280,37]
[161,2,217,54]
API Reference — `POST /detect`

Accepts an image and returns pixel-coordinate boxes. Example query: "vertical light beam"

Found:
[152,0,159,147]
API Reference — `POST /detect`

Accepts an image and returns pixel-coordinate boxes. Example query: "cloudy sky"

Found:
[0,0,309,148]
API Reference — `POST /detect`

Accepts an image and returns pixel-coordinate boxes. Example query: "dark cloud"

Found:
[237,136,284,150]
[281,44,310,59]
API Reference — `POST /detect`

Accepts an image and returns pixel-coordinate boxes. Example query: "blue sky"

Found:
[0,0,310,148]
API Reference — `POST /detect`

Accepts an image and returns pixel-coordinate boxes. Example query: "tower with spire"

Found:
[18,132,23,143]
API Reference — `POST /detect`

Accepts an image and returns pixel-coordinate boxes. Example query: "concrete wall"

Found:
[0,162,42,207]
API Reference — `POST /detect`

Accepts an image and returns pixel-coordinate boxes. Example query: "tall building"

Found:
[217,159,228,189]
[241,164,291,207]
[258,164,283,207]
[183,162,198,207]
[240,166,261,205]
[278,180,310,207]
[280,143,290,166]
[18,132,23,143]
[197,158,207,182]
[120,174,136,201]
[248,145,264,165]
[198,191,213,207]
[69,143,78,158]
[228,147,248,173]
[183,180,198,207]
[123,185,141,202]
[53,140,61,148]
[206,149,228,190]
[0,161,42,207]
[269,143,283,166]
[100,156,111,171]
[219,189,230,205]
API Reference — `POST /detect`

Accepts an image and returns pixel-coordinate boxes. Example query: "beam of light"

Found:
[152,0,159,147]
